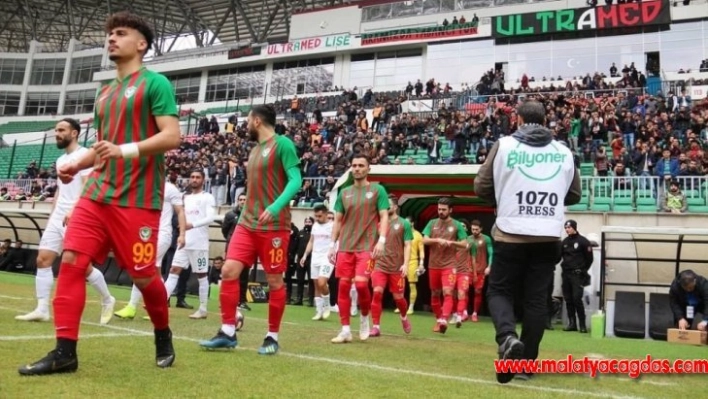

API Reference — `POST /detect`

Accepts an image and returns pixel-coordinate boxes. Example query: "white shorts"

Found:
[311,259,334,280]
[156,233,171,267]
[38,215,66,254]
[172,248,209,273]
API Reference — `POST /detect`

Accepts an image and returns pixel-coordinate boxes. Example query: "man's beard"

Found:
[108,54,121,62]
[248,128,258,141]
[438,214,448,220]
[56,139,68,150]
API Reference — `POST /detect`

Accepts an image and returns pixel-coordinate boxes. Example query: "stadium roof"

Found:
[0,0,356,54]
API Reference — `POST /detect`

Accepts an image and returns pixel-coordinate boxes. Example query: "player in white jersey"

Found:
[15,119,115,324]
[164,169,215,319]
[301,205,334,320]
[113,180,186,319]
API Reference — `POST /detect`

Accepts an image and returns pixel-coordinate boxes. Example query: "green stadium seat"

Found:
[636,205,659,213]
[612,204,634,212]
[635,196,656,206]
[590,203,611,212]
[688,206,708,213]
[613,190,633,205]
[592,196,611,205]
[567,204,588,211]
[686,197,706,206]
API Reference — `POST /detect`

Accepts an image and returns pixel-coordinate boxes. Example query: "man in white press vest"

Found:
[474,100,582,384]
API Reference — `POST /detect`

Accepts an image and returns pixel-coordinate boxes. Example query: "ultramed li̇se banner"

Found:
[362,21,479,46]
[492,0,671,39]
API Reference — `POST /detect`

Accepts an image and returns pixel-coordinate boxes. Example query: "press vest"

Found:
[492,136,575,237]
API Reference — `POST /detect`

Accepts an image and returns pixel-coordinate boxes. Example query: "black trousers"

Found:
[487,240,561,361]
[562,270,586,324]
[285,263,310,301]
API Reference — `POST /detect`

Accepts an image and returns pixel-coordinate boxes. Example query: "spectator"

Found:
[669,270,708,331]
[0,240,28,272]
[661,180,687,214]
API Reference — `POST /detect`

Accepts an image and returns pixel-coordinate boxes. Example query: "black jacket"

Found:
[669,273,708,321]
[221,208,241,245]
[560,234,593,271]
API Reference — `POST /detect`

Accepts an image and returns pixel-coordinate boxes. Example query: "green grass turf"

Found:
[0,272,706,398]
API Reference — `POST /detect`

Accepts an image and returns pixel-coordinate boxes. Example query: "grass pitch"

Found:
[0,272,706,398]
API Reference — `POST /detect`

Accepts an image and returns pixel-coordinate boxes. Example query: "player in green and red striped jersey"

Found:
[199,104,302,355]
[329,155,389,343]
[422,197,468,334]
[370,194,413,337]
[19,12,182,376]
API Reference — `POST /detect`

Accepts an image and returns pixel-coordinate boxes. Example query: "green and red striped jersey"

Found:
[375,216,413,274]
[239,134,300,232]
[422,218,467,269]
[83,67,177,210]
[456,245,472,274]
[469,234,493,272]
[334,183,389,252]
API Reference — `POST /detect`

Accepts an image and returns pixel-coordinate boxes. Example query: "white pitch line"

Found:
[80,316,645,399]
[0,302,651,398]
[0,332,139,341]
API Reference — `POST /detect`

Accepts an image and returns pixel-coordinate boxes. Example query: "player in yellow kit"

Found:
[396,216,424,315]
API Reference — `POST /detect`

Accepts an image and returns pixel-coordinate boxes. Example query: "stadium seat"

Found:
[648,293,673,341]
[567,204,588,211]
[636,205,659,213]
[613,190,633,205]
[590,203,611,212]
[613,291,646,339]
[688,205,708,213]
[612,204,634,212]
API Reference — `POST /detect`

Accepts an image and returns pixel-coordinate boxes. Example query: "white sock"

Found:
[129,284,143,307]
[35,268,54,314]
[266,332,279,341]
[315,296,323,313]
[198,277,209,312]
[222,324,236,337]
[322,294,330,310]
[164,273,180,299]
[374,324,380,329]
[86,268,112,304]
[342,325,351,334]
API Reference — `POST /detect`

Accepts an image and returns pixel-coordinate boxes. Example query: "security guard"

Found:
[560,220,593,333]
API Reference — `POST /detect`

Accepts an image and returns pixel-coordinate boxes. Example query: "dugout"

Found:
[600,226,708,340]
[328,165,500,315]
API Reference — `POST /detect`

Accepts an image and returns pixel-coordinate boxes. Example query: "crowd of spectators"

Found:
[2,66,708,208]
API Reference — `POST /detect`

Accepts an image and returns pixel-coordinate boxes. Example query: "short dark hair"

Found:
[314,204,328,213]
[438,197,452,207]
[516,100,546,125]
[388,193,398,203]
[471,219,482,227]
[105,12,154,53]
[59,118,81,134]
[250,105,276,127]
[190,169,205,178]
[352,154,371,165]
[214,256,224,262]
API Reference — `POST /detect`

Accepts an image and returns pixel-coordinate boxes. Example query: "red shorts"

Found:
[456,272,471,292]
[428,268,456,291]
[226,225,290,274]
[63,198,160,279]
[371,270,405,294]
[472,273,486,291]
[335,252,373,279]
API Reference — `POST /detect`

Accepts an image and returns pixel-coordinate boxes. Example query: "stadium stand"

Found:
[1,65,708,211]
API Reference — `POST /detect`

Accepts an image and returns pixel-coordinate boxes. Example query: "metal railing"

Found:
[578,175,708,211]
[0,177,331,204]
[2,175,705,211]
[361,0,550,22]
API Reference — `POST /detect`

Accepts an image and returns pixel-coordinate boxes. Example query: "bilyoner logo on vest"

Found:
[506,142,567,182]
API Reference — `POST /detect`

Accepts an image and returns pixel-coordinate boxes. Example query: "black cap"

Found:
[564,220,578,230]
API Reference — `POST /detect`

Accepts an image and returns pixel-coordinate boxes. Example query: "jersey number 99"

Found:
[132,242,155,264]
